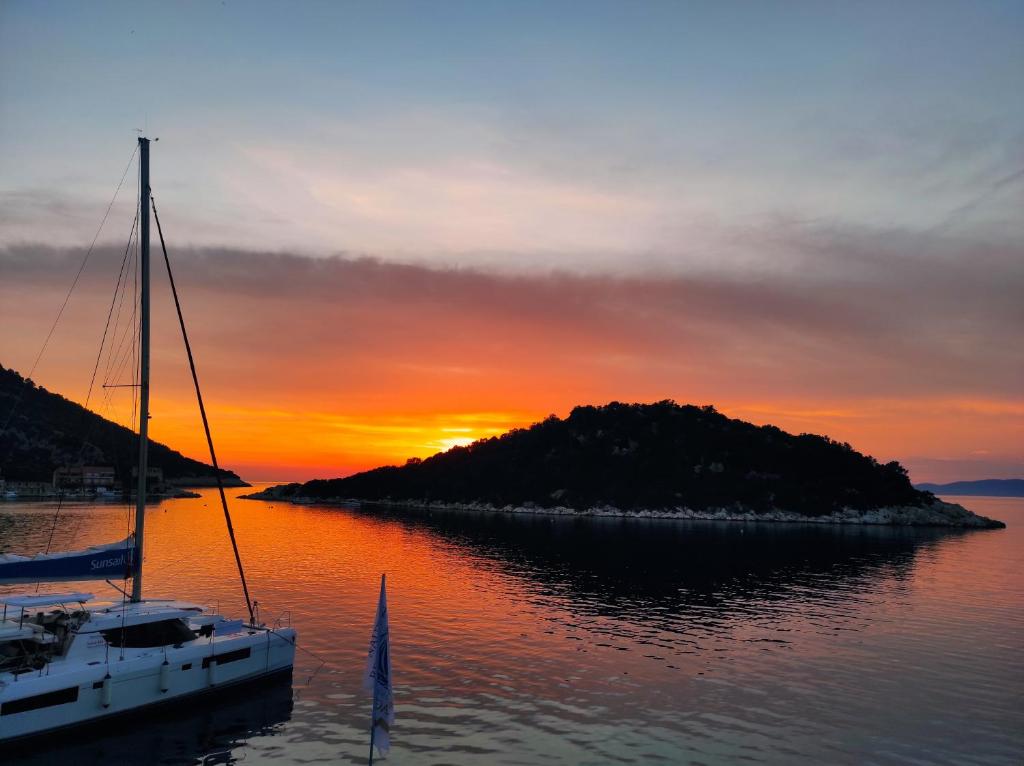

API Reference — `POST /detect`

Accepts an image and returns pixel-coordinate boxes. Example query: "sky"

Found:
[1,1,1022,483]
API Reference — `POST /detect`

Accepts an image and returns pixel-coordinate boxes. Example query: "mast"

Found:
[131,137,151,603]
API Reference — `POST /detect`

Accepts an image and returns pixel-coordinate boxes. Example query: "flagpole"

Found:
[368,721,375,766]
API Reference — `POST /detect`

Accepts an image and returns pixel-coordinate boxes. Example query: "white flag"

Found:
[363,573,393,756]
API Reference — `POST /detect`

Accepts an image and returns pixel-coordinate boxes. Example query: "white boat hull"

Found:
[0,626,296,742]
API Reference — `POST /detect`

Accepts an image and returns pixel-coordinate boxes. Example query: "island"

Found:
[244,401,1004,528]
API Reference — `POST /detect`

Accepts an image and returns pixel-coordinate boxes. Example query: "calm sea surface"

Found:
[1,489,1021,765]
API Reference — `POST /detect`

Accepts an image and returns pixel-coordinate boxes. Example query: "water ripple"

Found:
[1,493,1021,764]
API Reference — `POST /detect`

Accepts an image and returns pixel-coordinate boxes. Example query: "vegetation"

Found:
[0,364,242,485]
[268,401,933,516]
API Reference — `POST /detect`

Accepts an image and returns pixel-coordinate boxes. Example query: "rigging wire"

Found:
[103,256,141,405]
[150,192,256,624]
[131,189,140,438]
[86,212,139,412]
[33,205,141,589]
[101,217,139,388]
[99,216,140,535]
[35,209,143,586]
[126,164,142,562]
[0,144,139,437]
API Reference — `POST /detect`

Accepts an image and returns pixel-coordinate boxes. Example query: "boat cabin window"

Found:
[27,609,72,640]
[1,686,79,716]
[0,639,50,673]
[101,618,195,648]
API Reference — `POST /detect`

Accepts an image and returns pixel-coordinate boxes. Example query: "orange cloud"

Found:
[1,241,1021,483]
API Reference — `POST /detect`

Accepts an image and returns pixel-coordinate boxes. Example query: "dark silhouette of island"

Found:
[250,401,1003,527]
[916,479,1024,497]
[0,363,245,487]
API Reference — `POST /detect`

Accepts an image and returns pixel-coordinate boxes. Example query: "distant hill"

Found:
[0,364,245,486]
[258,401,949,517]
[916,479,1024,497]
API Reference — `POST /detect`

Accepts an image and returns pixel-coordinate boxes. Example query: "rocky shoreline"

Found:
[241,490,1005,529]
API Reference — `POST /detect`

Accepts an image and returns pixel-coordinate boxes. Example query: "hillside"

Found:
[916,479,1024,497]
[0,364,245,486]
[251,401,1002,527]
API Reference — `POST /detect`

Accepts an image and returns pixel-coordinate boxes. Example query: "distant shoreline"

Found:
[915,479,1024,498]
[0,476,249,502]
[241,491,1006,529]
[167,477,251,488]
[0,489,202,502]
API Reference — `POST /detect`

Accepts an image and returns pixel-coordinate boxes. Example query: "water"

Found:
[1,489,1021,765]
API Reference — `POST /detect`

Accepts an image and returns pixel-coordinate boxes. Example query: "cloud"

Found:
[903,456,1024,485]
[0,190,100,231]
[1,220,1021,481]
[931,165,1024,234]
[6,102,1020,265]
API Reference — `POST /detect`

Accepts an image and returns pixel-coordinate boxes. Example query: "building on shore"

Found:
[130,466,164,484]
[130,466,166,494]
[4,481,54,497]
[53,465,117,490]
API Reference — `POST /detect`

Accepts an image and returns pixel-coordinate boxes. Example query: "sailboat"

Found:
[0,138,297,742]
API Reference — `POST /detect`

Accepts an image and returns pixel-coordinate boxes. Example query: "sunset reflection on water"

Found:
[1,491,1021,765]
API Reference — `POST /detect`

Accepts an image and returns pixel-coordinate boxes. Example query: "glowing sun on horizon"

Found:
[437,436,476,451]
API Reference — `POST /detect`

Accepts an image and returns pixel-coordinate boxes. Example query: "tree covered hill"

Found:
[265,401,934,516]
[0,364,243,486]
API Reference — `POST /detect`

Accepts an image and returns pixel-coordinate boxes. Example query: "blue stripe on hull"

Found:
[0,545,136,584]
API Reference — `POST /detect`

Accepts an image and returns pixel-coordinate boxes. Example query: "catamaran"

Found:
[0,138,296,742]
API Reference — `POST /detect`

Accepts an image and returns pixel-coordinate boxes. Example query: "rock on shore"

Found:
[240,490,1004,528]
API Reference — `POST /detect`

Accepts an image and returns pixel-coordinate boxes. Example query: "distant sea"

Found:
[2,490,1021,765]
